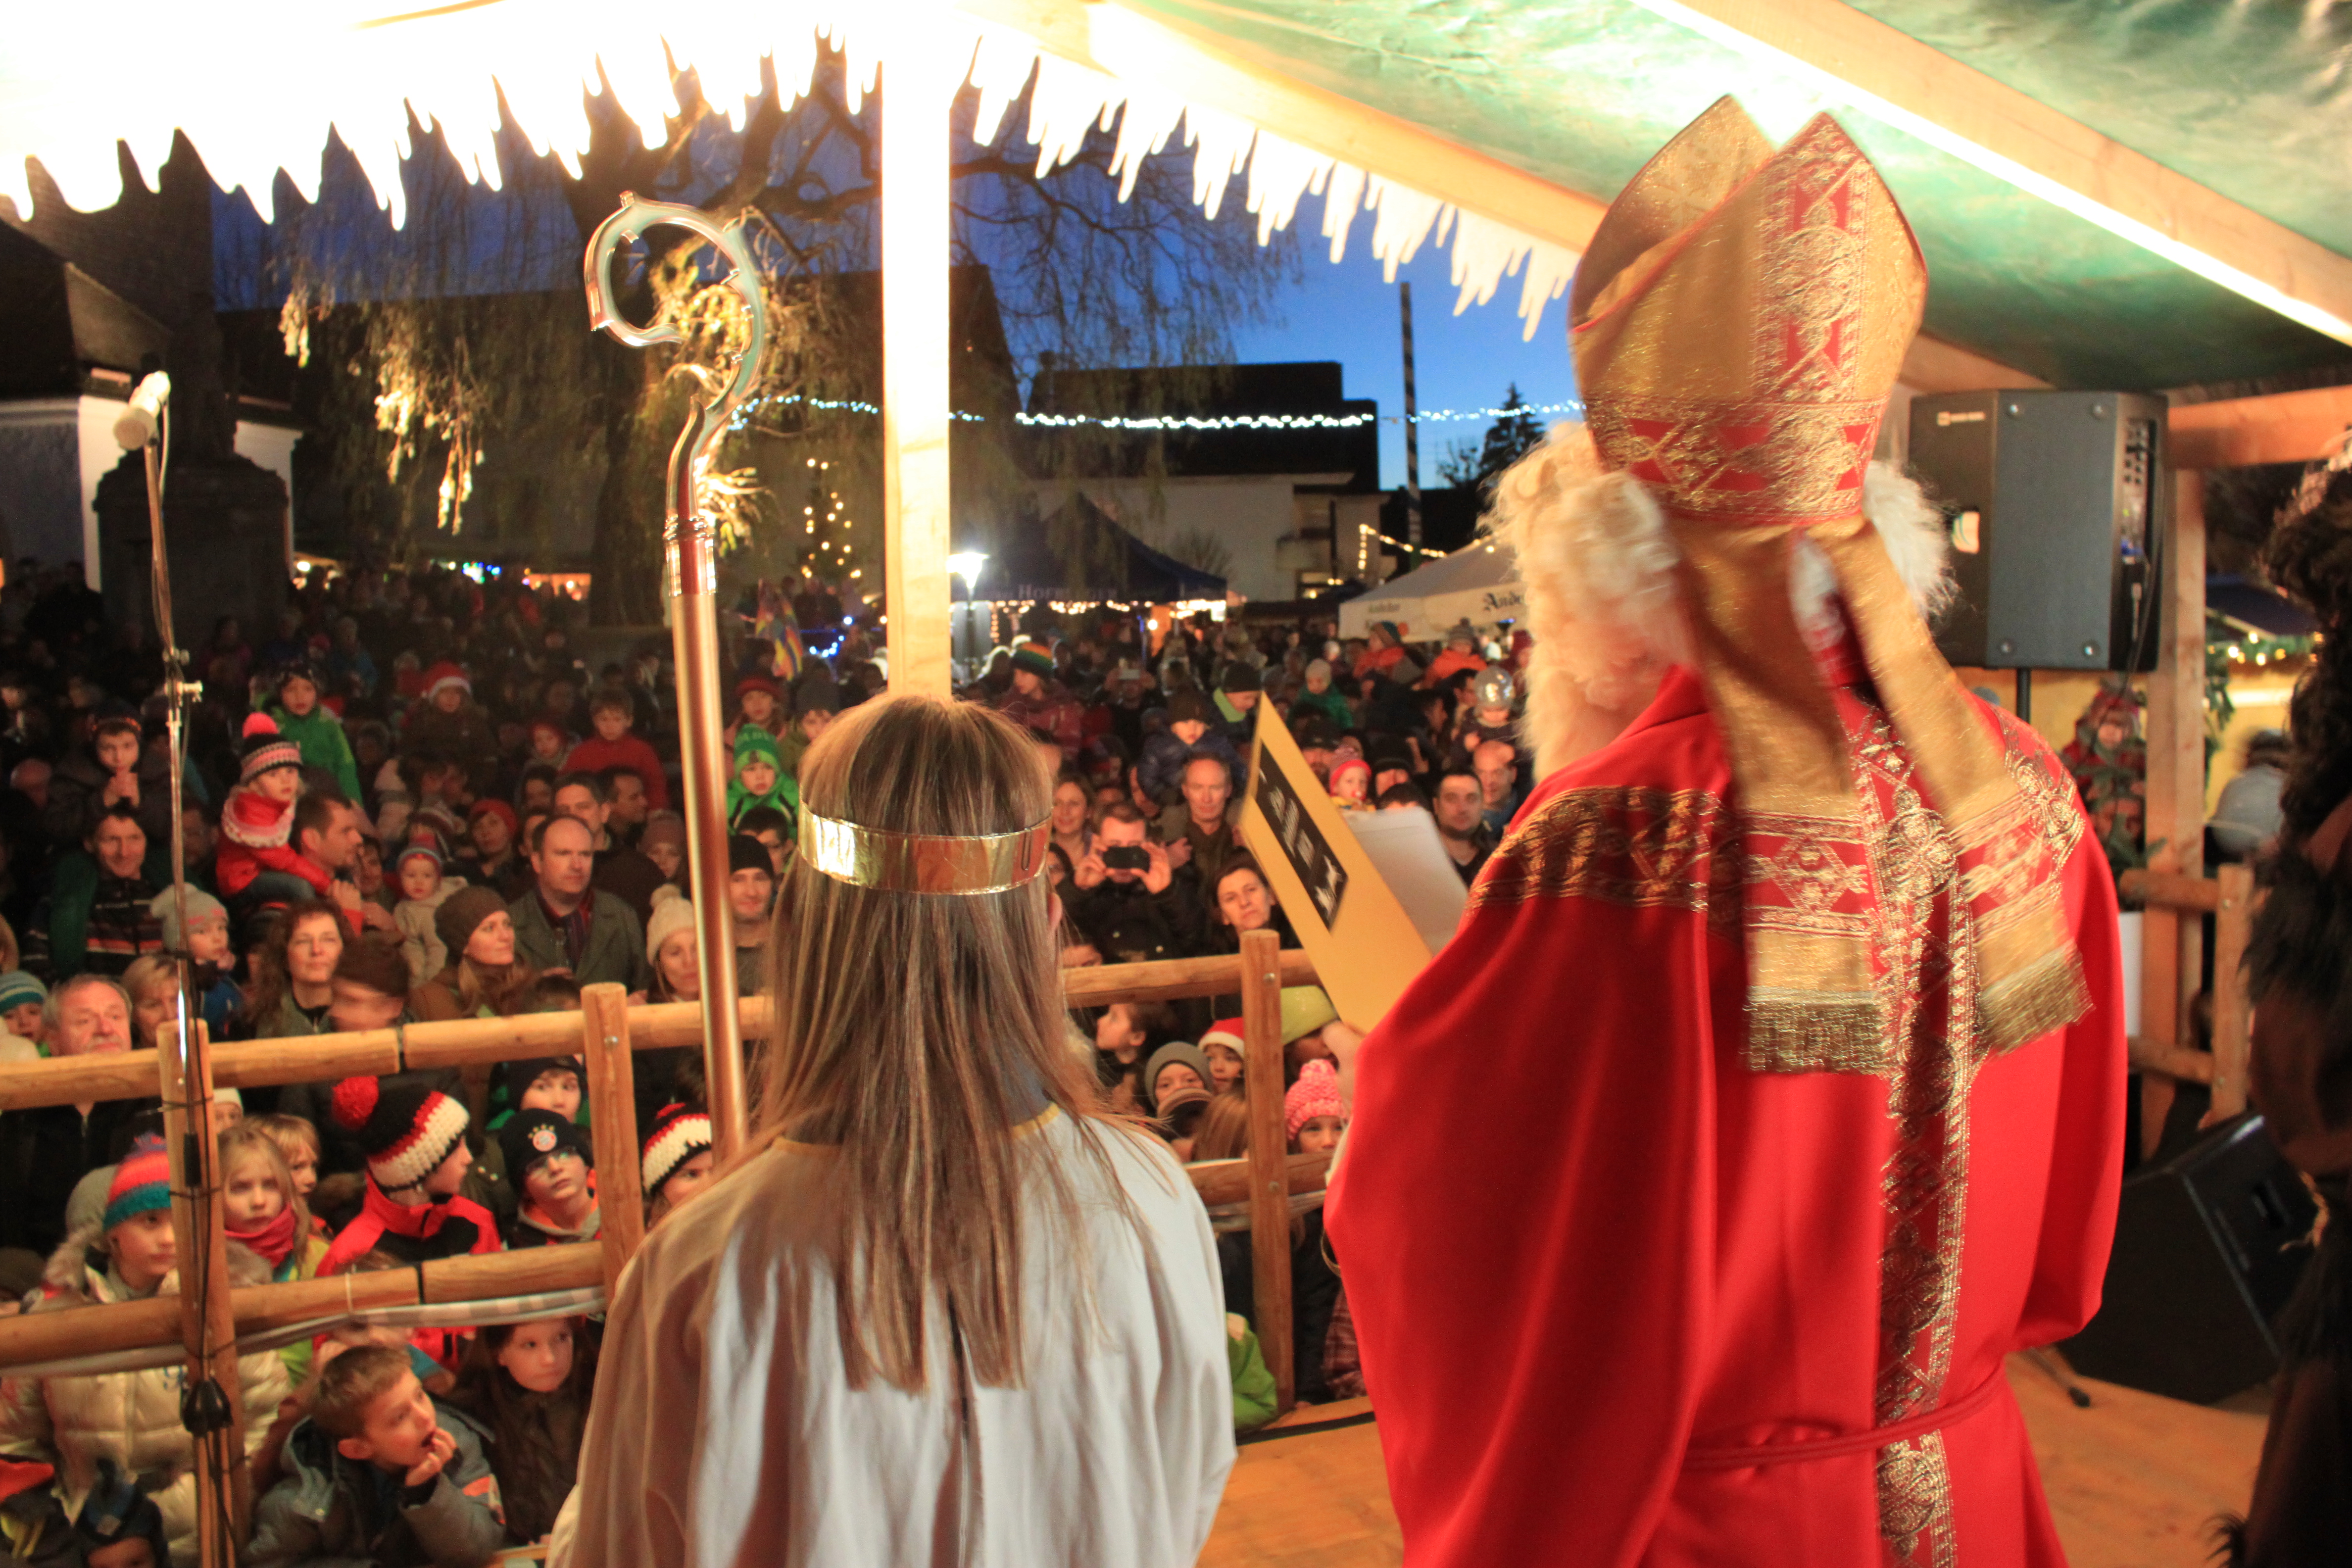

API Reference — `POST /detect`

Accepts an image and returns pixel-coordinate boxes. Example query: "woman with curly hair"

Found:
[2231,466,2352,1564]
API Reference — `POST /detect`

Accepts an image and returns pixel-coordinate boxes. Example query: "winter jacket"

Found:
[0,1229,290,1568]
[318,1177,501,1278]
[0,1095,160,1259]
[1289,686,1354,734]
[393,878,466,988]
[1064,875,1206,964]
[214,786,332,902]
[267,705,362,803]
[559,734,668,809]
[42,746,173,848]
[1227,1314,1277,1434]
[1138,728,1242,805]
[0,1456,79,1568]
[507,891,647,993]
[991,681,1083,752]
[245,1403,506,1568]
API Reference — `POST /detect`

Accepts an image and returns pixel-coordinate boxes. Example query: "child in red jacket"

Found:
[216,713,330,904]
[562,688,668,809]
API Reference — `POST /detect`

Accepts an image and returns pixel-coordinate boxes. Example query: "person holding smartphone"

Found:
[1063,801,1204,963]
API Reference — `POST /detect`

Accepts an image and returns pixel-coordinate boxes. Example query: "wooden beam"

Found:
[2139,470,2206,1156]
[881,48,954,699]
[583,984,645,1289]
[2116,870,2222,915]
[1634,0,2352,345]
[2169,385,2352,470]
[1900,334,2051,395]
[1239,927,1294,1414]
[2209,863,2255,1122]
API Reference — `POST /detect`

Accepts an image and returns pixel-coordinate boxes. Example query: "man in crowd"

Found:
[1430,770,1493,885]
[1066,801,1201,963]
[1165,750,1243,895]
[296,792,397,939]
[509,813,647,990]
[1471,739,1522,835]
[551,770,665,926]
[0,974,148,1258]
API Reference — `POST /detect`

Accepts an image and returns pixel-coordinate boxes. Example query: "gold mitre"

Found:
[1571,98,2086,1063]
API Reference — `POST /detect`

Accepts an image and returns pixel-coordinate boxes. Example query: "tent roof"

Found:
[977,492,1227,604]
[1127,0,2352,392]
[1337,540,1519,639]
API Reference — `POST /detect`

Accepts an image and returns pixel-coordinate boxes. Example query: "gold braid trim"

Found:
[1469,785,1739,938]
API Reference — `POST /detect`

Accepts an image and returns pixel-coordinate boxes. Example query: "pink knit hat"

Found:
[1284,1059,1345,1140]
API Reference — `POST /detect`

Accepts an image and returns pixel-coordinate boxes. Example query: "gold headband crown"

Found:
[1569,98,2086,1061]
[797,805,1050,895]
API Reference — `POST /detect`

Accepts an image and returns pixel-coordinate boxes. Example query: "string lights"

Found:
[732,389,1583,435]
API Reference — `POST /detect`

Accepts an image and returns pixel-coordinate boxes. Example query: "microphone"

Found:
[113,372,172,450]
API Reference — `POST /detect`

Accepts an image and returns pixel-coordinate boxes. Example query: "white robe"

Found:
[560,1107,1234,1568]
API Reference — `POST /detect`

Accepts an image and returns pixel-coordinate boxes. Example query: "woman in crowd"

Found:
[564,695,1232,1567]
[1049,773,1094,870]
[410,885,537,1023]
[244,900,345,1039]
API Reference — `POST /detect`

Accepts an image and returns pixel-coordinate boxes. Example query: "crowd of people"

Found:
[0,555,1530,1565]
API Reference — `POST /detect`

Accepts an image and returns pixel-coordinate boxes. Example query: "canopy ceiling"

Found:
[1120,0,2352,392]
[7,0,2350,397]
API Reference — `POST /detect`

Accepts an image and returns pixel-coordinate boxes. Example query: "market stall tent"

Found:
[1337,541,1519,640]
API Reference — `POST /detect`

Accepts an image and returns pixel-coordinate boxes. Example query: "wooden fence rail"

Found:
[2119,863,2257,1123]
[0,947,1325,1421]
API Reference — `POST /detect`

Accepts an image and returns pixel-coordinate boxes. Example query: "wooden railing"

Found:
[0,941,1323,1414]
[2119,864,2256,1124]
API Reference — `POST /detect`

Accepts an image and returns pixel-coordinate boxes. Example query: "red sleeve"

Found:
[629,736,668,808]
[1328,886,1718,1568]
[2014,755,2130,1348]
[247,843,335,895]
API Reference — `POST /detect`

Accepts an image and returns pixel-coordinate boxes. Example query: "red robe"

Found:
[1327,665,2125,1568]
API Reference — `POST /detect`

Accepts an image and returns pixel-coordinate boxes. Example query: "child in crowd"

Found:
[215,714,324,904]
[147,885,243,1037]
[730,673,784,745]
[639,812,686,884]
[1092,1001,1170,1113]
[249,1112,325,1209]
[780,684,837,780]
[563,689,667,810]
[1327,757,1373,812]
[498,1109,599,1250]
[524,718,570,771]
[726,725,796,829]
[71,1460,172,1568]
[447,1319,596,1546]
[0,970,44,1056]
[269,662,362,802]
[1285,1059,1347,1155]
[245,1344,506,1568]
[0,1139,289,1564]
[641,1102,714,1228]
[1141,1040,1212,1117]
[318,1078,500,1275]
[1199,1019,1246,1095]
[391,836,467,986]
[220,1120,333,1382]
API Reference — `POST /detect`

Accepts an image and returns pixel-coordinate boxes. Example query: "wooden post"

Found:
[1238,928,1293,1413]
[2209,862,2256,1122]
[879,42,953,698]
[157,1013,247,1563]
[581,984,645,1291]
[2140,468,2207,1155]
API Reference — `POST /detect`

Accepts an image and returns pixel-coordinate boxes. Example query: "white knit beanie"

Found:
[645,886,697,963]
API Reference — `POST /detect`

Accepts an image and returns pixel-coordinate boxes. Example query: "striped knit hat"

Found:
[331,1076,470,1192]
[238,712,303,784]
[101,1135,172,1231]
[1010,637,1057,678]
[640,1103,713,1199]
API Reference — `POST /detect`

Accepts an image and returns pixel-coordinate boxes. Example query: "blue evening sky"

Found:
[1230,238,1582,492]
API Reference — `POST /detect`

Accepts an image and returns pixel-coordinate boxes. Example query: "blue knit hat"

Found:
[101,1136,172,1232]
[0,970,45,1014]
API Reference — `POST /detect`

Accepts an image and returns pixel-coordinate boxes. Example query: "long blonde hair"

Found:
[757,695,1127,1392]
[218,1118,313,1242]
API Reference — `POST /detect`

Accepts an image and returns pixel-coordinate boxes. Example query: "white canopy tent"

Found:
[1337,541,1521,639]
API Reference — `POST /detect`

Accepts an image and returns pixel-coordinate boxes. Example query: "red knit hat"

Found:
[237,712,303,784]
[422,662,470,700]
[1283,1059,1345,1141]
[640,1103,714,1199]
[331,1076,470,1192]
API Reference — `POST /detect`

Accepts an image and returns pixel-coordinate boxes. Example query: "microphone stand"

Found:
[126,385,249,1563]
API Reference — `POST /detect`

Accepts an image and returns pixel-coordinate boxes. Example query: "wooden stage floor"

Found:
[1199,1355,2269,1567]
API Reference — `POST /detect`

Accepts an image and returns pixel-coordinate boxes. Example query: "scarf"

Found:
[228,1203,301,1267]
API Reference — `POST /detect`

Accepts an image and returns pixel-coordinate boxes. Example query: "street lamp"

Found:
[946,553,989,680]
[946,551,987,588]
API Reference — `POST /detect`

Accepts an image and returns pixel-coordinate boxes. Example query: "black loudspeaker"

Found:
[2062,1114,2316,1405]
[1908,390,2166,672]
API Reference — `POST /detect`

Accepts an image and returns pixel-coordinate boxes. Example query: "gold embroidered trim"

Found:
[1469,785,1739,937]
